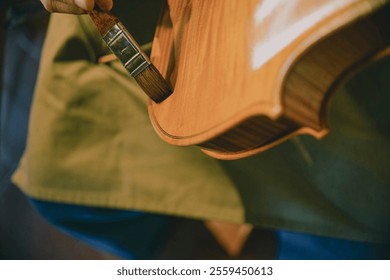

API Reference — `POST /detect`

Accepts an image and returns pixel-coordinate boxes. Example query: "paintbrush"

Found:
[88,9,172,103]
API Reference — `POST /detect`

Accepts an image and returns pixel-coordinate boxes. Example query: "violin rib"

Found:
[148,0,390,160]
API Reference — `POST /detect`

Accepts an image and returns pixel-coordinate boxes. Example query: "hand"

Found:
[40,0,113,14]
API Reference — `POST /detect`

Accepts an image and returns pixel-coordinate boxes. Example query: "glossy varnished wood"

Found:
[149,0,390,159]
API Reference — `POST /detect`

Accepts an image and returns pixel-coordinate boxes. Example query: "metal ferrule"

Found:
[102,22,151,77]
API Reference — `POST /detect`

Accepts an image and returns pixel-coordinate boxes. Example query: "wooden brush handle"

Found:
[88,9,153,77]
[88,7,172,103]
[88,10,119,36]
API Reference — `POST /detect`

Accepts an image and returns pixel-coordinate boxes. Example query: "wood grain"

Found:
[88,10,119,35]
[148,0,390,159]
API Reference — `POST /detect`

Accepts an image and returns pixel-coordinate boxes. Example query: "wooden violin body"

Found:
[148,0,390,160]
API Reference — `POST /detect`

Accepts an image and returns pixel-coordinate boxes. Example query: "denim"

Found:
[31,198,390,260]
[30,199,175,259]
[276,230,389,260]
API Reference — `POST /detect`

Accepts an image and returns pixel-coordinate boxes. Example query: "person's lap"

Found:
[275,230,389,260]
[30,199,175,259]
[30,199,389,260]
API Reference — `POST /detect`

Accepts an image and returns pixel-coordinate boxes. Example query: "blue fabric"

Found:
[31,199,389,260]
[276,231,389,260]
[0,3,47,194]
[30,199,174,259]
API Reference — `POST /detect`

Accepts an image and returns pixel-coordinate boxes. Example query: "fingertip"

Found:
[75,0,94,11]
[97,0,113,11]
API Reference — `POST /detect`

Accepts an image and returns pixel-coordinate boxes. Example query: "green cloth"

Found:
[13,7,390,243]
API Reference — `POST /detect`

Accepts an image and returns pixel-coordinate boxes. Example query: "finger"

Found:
[73,0,95,11]
[96,0,113,11]
[40,0,86,14]
[52,0,95,11]
[56,0,112,12]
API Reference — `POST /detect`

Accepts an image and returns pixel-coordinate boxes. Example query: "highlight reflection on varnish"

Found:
[251,0,356,70]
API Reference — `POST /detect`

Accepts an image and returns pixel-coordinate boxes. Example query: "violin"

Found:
[148,0,390,160]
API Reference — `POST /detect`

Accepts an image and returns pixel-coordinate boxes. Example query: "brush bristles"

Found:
[134,64,173,103]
